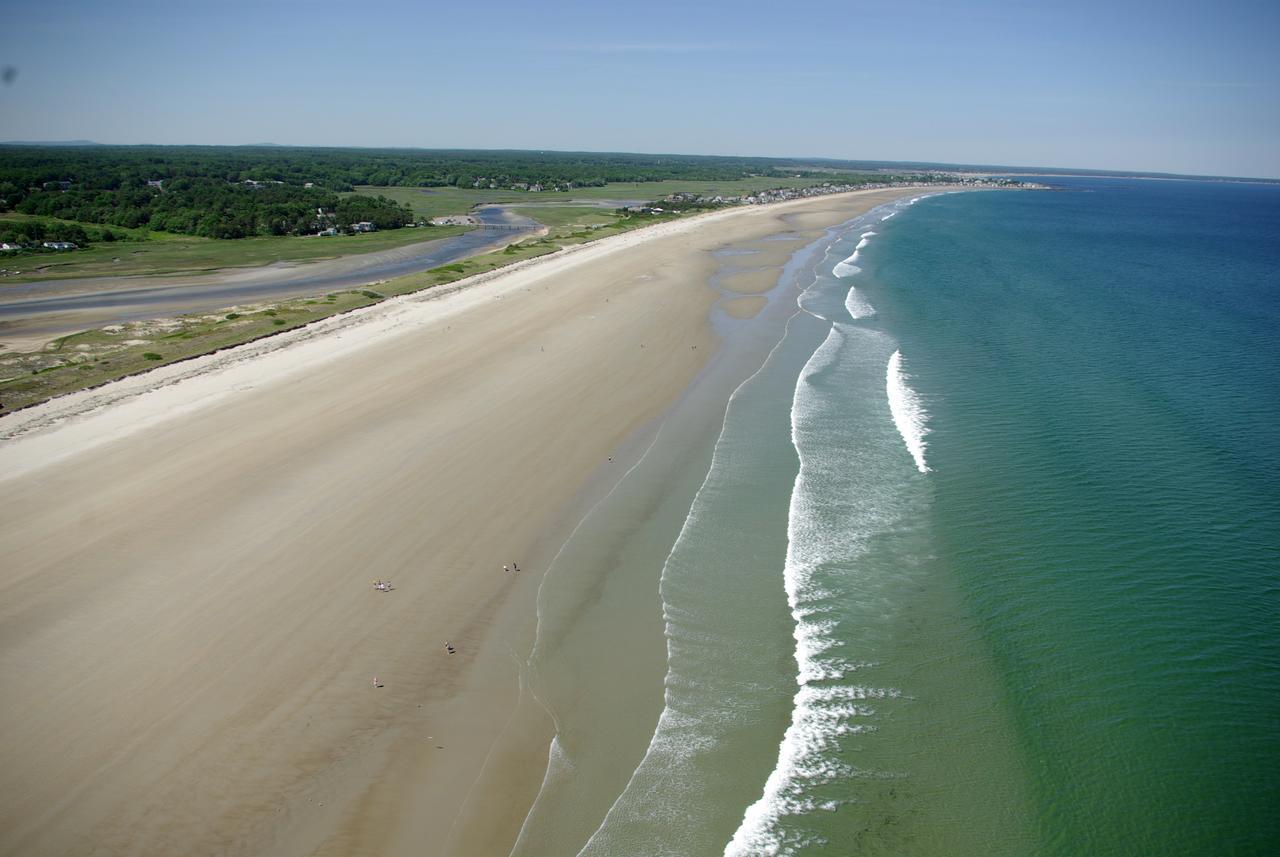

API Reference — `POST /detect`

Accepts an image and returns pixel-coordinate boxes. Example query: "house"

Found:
[351,221,377,233]
[147,179,164,189]
[0,242,24,251]
[317,227,339,237]
[42,241,77,250]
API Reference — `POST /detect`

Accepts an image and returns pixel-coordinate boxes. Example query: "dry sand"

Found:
[0,187,930,856]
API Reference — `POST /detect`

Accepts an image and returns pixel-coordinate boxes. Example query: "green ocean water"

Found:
[861,178,1280,854]
[514,178,1280,855]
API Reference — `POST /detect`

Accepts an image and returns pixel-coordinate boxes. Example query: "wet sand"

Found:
[0,188,929,856]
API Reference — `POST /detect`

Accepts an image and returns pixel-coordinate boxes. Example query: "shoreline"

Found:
[0,186,942,857]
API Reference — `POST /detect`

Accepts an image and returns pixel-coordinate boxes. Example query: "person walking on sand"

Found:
[373,676,382,688]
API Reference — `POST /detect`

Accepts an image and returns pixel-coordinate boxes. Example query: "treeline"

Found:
[1,169,413,240]
[0,218,99,247]
[0,145,892,195]
[0,145,914,240]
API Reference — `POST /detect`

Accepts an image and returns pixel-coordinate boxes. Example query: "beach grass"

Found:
[505,206,620,232]
[0,209,683,414]
[0,291,383,412]
[0,213,470,283]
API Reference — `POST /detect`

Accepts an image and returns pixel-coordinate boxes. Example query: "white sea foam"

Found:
[854,237,872,251]
[831,252,861,279]
[843,286,875,320]
[575,277,831,855]
[725,327,908,856]
[880,211,898,221]
[886,350,930,473]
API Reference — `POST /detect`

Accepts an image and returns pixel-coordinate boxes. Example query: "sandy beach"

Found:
[0,187,930,856]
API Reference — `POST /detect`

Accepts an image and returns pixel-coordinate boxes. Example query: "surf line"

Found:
[886,349,931,473]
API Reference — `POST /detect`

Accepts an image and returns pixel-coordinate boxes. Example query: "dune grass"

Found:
[0,290,382,414]
[0,208,681,415]
[0,213,469,284]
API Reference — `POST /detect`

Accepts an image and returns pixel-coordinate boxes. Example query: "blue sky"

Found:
[2,0,1278,177]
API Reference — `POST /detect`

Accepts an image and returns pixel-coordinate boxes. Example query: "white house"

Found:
[42,241,77,250]
[351,221,377,233]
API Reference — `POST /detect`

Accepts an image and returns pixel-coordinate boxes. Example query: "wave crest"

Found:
[886,350,931,473]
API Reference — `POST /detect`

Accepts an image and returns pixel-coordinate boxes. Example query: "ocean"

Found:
[514,177,1280,855]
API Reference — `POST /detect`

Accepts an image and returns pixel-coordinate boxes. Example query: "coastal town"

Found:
[647,174,1035,211]
[0,171,1035,257]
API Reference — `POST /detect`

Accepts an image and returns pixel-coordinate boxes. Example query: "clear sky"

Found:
[2,0,1277,178]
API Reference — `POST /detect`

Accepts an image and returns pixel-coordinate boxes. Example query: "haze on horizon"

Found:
[2,0,1277,179]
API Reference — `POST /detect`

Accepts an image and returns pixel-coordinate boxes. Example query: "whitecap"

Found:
[844,286,875,320]
[886,350,930,473]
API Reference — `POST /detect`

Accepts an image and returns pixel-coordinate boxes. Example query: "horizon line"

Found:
[2,140,1277,184]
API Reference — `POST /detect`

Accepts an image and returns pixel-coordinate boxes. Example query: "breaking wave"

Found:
[832,230,877,279]
[886,350,930,473]
[725,324,909,855]
[831,255,861,278]
[844,287,875,320]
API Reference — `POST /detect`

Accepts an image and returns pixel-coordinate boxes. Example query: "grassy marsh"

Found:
[0,213,469,284]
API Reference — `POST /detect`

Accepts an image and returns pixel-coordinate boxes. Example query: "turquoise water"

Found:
[522,179,1280,855]
[860,178,1280,854]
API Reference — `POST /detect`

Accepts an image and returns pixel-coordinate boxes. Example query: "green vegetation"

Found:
[505,206,618,232]
[4,176,413,240]
[0,146,956,413]
[0,291,384,413]
[360,208,679,296]
[0,145,926,242]
[1,211,154,243]
[0,216,468,282]
[0,145,911,198]
[0,206,685,413]
[345,176,881,221]
[0,146,935,282]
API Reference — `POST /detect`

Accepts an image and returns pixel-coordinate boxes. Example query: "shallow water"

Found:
[514,178,1280,855]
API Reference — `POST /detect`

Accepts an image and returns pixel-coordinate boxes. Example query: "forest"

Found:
[0,145,903,240]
